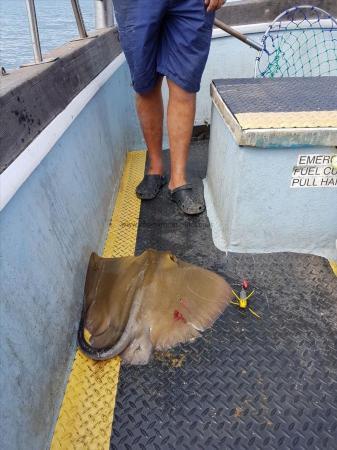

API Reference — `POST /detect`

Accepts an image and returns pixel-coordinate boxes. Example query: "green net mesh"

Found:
[255,5,337,78]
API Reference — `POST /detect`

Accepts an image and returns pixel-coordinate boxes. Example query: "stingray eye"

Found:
[169,254,177,262]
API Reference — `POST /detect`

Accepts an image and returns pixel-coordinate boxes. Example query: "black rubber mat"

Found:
[213,77,337,113]
[110,142,337,450]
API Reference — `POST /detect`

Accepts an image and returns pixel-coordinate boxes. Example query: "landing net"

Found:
[255,5,337,78]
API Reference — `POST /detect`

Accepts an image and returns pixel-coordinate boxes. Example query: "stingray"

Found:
[78,249,232,365]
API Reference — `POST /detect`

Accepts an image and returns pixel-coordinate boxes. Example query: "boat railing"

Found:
[70,0,88,39]
[25,0,43,64]
[24,0,114,66]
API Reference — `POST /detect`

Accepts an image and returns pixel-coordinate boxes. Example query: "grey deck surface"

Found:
[110,141,337,450]
[213,77,337,113]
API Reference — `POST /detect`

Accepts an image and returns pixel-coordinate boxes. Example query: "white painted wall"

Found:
[204,105,337,260]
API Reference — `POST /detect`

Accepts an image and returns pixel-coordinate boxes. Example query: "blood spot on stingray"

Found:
[173,310,186,323]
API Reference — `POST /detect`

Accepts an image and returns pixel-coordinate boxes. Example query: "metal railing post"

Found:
[95,0,114,29]
[70,0,88,38]
[25,0,43,63]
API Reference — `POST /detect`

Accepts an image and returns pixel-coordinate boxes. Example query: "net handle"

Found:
[214,18,263,52]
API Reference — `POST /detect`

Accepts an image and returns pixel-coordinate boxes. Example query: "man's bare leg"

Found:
[136,77,164,175]
[166,79,196,190]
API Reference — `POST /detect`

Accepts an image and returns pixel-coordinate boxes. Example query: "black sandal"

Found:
[136,175,167,200]
[168,184,205,215]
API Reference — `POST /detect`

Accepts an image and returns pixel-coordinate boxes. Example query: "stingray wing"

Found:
[84,253,145,349]
[144,254,233,350]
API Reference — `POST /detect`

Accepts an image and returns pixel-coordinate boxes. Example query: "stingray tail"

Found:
[77,316,121,361]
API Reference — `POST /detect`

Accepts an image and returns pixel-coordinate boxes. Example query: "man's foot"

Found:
[136,174,167,200]
[168,184,205,215]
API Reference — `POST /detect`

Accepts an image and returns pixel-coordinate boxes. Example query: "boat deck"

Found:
[52,141,337,450]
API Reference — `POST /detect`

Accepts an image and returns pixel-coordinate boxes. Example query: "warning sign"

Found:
[290,154,337,188]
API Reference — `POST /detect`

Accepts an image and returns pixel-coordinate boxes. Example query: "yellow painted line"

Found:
[235,111,337,130]
[330,260,337,277]
[51,150,146,450]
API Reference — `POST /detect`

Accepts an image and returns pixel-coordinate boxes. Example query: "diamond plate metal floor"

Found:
[212,78,337,131]
[213,78,337,113]
[110,142,337,450]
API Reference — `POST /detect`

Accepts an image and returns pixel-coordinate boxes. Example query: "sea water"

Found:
[0,0,95,70]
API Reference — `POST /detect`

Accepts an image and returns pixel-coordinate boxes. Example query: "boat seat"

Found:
[205,77,337,260]
[211,77,337,147]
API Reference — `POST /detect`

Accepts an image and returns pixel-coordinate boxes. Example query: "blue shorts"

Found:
[113,0,214,93]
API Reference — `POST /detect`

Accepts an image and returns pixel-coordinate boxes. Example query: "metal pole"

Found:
[95,0,114,29]
[25,0,43,63]
[214,18,263,52]
[70,0,88,39]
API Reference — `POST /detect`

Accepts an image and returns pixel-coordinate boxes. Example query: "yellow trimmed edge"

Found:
[330,260,337,277]
[235,111,337,130]
[51,150,146,450]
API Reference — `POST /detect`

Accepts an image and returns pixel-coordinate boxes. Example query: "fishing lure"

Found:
[231,279,261,319]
